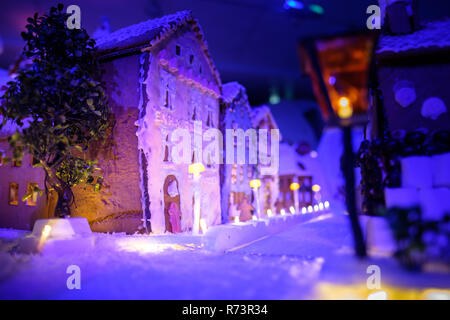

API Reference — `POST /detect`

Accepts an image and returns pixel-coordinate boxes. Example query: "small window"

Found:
[164,90,169,108]
[175,45,181,56]
[31,156,40,167]
[9,183,19,206]
[12,159,22,167]
[163,135,170,162]
[26,182,39,206]
[189,55,194,65]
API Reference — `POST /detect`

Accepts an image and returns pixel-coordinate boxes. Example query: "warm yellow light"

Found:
[308,205,313,213]
[338,97,350,108]
[249,179,261,189]
[280,209,286,216]
[301,207,307,214]
[337,97,353,119]
[266,209,273,217]
[319,202,324,210]
[199,218,208,233]
[234,216,240,224]
[312,184,321,192]
[324,201,330,209]
[289,206,295,214]
[290,182,300,191]
[42,224,52,238]
[189,162,205,175]
[314,205,319,212]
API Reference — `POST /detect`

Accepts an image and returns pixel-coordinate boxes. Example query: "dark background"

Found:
[0,0,449,105]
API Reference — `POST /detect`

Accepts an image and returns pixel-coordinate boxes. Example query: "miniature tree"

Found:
[0,4,110,217]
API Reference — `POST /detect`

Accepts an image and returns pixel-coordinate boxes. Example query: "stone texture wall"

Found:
[71,55,143,233]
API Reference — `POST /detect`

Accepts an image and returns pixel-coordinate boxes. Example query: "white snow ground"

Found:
[0,213,449,299]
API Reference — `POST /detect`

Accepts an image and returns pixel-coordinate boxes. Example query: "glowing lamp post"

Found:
[290,182,300,214]
[189,163,205,235]
[249,179,262,219]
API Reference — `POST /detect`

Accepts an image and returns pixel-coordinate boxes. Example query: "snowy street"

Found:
[1,213,448,300]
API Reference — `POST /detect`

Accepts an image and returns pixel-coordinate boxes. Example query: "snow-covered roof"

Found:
[279,143,310,176]
[251,105,280,134]
[377,19,450,56]
[222,82,245,104]
[95,11,192,53]
[95,10,221,87]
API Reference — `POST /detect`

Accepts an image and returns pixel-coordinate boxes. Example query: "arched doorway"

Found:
[163,175,181,233]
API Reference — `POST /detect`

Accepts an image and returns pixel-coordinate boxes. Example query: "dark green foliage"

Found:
[356,130,450,216]
[0,4,110,217]
[381,206,450,270]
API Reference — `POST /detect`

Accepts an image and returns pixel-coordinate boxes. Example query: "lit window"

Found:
[9,183,19,206]
[26,182,39,206]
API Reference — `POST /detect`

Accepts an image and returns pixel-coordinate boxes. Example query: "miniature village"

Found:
[0,1,449,300]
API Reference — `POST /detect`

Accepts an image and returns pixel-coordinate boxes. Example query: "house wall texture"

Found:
[137,25,222,234]
[71,54,143,233]
[0,139,46,230]
[378,62,450,136]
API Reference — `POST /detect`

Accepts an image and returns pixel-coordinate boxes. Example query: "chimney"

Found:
[379,0,420,34]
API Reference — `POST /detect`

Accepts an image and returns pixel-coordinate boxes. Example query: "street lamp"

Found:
[249,179,262,219]
[189,162,205,235]
[290,181,300,213]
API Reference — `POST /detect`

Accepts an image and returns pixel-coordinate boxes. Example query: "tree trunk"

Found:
[44,167,73,218]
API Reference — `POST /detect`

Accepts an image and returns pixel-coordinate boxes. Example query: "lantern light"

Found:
[290,182,300,191]
[314,205,319,212]
[324,201,330,209]
[189,162,205,175]
[234,216,240,224]
[250,179,261,189]
[301,207,307,214]
[319,202,324,210]
[267,209,273,217]
[289,206,295,214]
[308,205,313,213]
[252,215,258,221]
[280,209,286,216]
[42,224,52,238]
[337,97,353,119]
[312,184,321,192]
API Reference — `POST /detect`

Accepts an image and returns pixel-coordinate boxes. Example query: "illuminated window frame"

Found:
[9,183,19,206]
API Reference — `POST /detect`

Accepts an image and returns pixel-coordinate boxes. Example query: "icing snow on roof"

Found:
[95,10,192,53]
[251,105,279,132]
[222,82,245,104]
[377,19,450,55]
